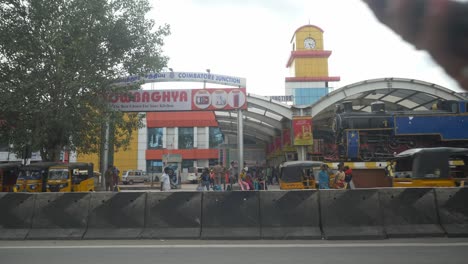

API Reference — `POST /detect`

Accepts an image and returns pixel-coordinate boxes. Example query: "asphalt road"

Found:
[1,239,467,264]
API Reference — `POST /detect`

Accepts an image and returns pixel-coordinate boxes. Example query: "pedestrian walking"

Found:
[273,167,279,184]
[104,165,113,191]
[160,167,171,191]
[318,164,330,189]
[200,167,211,191]
[238,167,250,190]
[212,161,225,191]
[228,161,238,190]
[112,166,120,191]
[209,168,215,190]
[334,163,346,189]
[344,166,354,189]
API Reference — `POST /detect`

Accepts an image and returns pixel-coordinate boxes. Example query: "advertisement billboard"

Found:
[109,88,247,112]
[293,116,313,146]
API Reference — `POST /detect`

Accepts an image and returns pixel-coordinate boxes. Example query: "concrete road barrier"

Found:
[379,188,444,238]
[27,192,91,240]
[260,190,321,239]
[320,189,385,240]
[141,192,202,239]
[0,193,35,240]
[83,192,146,239]
[201,191,260,239]
[435,188,468,237]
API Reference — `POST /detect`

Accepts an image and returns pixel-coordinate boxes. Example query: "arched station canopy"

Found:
[311,77,466,132]
[214,94,294,144]
[215,77,466,145]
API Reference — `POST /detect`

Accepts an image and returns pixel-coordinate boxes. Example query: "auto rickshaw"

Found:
[46,162,95,192]
[390,147,468,188]
[15,162,62,192]
[0,162,22,192]
[279,160,324,190]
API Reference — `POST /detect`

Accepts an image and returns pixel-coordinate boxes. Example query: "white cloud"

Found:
[149,0,463,94]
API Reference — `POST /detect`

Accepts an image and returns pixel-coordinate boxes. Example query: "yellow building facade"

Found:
[76,125,139,178]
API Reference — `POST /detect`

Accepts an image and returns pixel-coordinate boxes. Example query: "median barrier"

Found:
[379,188,444,237]
[201,191,260,239]
[141,192,202,239]
[0,193,35,240]
[320,189,385,239]
[259,190,321,239]
[27,192,91,240]
[435,188,468,237]
[83,192,146,239]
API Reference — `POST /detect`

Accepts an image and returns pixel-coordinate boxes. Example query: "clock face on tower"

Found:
[304,37,316,49]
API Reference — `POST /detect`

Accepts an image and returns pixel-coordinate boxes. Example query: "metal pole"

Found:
[298,109,306,161]
[237,109,244,169]
[101,120,110,189]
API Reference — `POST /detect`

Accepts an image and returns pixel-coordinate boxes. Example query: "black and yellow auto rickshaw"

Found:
[46,162,95,192]
[0,162,22,192]
[279,160,324,190]
[391,147,468,188]
[15,162,62,192]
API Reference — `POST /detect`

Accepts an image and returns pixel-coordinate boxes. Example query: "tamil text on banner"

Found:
[293,116,313,146]
[108,88,247,112]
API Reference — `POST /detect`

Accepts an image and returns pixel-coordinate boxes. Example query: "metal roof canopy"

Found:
[214,94,295,144]
[214,77,465,151]
[311,78,465,131]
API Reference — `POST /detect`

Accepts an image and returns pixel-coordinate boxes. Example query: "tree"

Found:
[0,0,170,161]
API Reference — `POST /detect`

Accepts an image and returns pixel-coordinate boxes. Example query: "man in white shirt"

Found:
[161,167,171,191]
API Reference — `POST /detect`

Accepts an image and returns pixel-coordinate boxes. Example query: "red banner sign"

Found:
[109,88,247,112]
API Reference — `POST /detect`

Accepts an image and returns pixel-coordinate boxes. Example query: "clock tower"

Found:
[286,24,340,105]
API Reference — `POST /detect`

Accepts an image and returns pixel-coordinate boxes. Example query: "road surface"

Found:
[1,238,467,264]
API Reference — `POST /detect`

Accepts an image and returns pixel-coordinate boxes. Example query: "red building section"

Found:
[146,111,219,161]
[146,111,218,127]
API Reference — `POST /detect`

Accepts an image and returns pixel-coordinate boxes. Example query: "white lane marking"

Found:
[1,243,468,249]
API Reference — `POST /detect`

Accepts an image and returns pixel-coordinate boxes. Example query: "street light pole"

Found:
[204,69,210,89]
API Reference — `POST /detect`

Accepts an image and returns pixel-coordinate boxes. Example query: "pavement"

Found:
[116,182,281,191]
[1,238,467,264]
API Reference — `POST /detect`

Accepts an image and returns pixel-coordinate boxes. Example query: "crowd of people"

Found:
[317,162,354,190]
[105,161,355,192]
[184,160,355,191]
[192,161,281,192]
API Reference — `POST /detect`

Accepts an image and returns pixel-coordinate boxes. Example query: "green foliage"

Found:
[0,0,169,161]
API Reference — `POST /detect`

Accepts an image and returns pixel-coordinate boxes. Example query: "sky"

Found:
[147,0,464,95]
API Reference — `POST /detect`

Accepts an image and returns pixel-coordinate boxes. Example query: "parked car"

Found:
[122,170,150,185]
[187,167,204,183]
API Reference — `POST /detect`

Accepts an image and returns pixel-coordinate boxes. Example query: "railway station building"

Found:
[1,25,467,182]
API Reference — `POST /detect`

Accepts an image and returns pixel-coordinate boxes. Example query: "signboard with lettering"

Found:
[269,95,293,102]
[115,71,246,87]
[162,154,182,163]
[109,88,247,112]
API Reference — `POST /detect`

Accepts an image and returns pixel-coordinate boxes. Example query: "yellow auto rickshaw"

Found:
[15,162,62,192]
[279,160,324,190]
[391,147,468,188]
[46,162,95,192]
